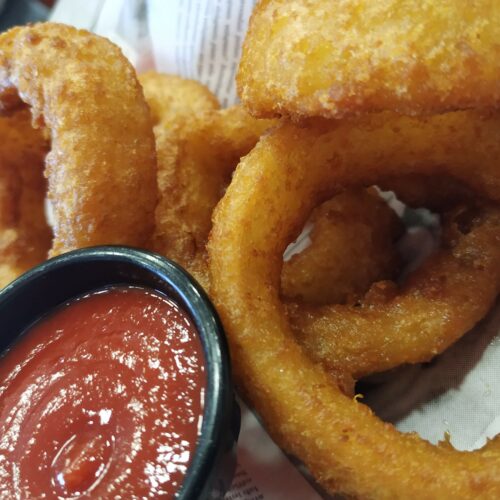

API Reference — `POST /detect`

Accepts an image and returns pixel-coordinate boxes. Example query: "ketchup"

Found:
[0,286,206,498]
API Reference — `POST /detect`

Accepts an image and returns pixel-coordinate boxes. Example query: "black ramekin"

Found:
[0,246,240,499]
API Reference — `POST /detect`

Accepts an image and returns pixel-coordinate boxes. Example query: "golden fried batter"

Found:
[289,205,500,378]
[143,74,402,300]
[141,72,223,286]
[238,0,500,119]
[208,114,500,499]
[152,102,273,287]
[0,109,51,288]
[282,189,402,305]
[0,24,157,256]
[140,71,220,134]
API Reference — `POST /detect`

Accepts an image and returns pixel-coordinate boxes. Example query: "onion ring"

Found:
[238,0,500,119]
[151,102,274,287]
[208,112,500,498]
[288,204,500,378]
[141,72,223,287]
[0,24,157,256]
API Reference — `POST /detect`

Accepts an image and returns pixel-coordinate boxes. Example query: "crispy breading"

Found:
[238,0,500,119]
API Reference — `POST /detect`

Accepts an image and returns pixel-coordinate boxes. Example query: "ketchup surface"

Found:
[0,286,206,498]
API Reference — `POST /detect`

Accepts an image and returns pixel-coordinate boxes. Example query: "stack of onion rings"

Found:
[1,18,498,499]
[143,73,500,417]
[208,111,500,497]
[142,74,405,307]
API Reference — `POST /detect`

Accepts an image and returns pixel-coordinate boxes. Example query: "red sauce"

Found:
[0,286,206,498]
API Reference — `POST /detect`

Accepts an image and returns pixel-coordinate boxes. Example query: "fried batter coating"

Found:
[143,74,402,301]
[0,109,51,288]
[281,189,402,305]
[208,113,500,499]
[238,0,500,119]
[289,205,500,378]
[141,73,275,287]
[140,71,220,133]
[141,72,224,286]
[152,103,274,287]
[0,24,157,255]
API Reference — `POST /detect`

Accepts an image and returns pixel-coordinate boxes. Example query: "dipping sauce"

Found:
[0,286,206,498]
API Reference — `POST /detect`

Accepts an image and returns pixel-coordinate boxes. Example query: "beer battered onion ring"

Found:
[238,0,500,119]
[0,24,157,256]
[151,103,274,288]
[288,205,500,379]
[208,112,500,498]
